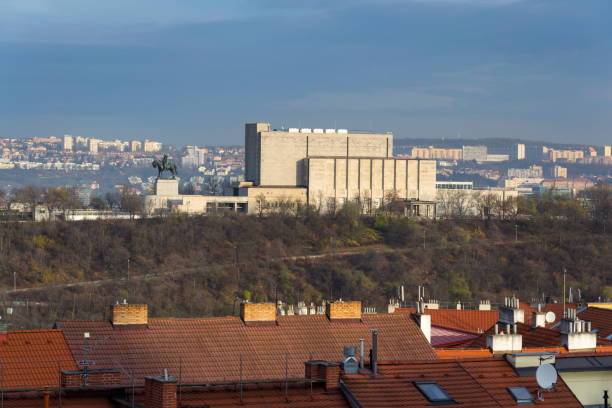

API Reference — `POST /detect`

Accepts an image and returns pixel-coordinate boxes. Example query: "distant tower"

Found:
[605,145,612,157]
[62,134,73,151]
[88,138,100,154]
[514,143,525,160]
[130,140,142,152]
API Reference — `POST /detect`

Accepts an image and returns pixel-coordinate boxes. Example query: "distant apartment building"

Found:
[549,165,568,178]
[62,134,73,151]
[181,146,208,168]
[507,165,543,178]
[129,140,142,152]
[88,138,101,154]
[547,148,584,163]
[605,145,611,157]
[514,143,526,160]
[484,154,509,162]
[462,145,487,162]
[410,146,462,160]
[143,140,163,152]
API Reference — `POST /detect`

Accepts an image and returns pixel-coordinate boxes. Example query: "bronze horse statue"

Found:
[152,154,178,179]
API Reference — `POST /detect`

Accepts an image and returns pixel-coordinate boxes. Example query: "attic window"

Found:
[507,387,534,405]
[414,382,456,405]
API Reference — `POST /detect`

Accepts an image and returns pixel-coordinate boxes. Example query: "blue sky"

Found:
[1,0,611,145]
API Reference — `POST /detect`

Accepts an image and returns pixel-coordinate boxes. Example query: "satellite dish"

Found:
[536,364,558,390]
[545,311,556,324]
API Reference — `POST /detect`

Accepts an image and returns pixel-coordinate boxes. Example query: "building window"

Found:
[507,387,534,405]
[414,382,455,405]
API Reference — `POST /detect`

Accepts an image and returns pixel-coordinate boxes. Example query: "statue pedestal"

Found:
[155,178,179,196]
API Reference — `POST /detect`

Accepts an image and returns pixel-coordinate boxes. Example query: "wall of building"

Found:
[560,371,612,407]
[306,158,435,208]
[246,124,393,187]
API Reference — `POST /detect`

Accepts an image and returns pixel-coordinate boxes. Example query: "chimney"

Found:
[371,329,378,375]
[326,300,361,320]
[478,300,491,311]
[111,303,148,326]
[561,318,596,352]
[423,299,439,310]
[411,302,431,343]
[144,371,177,408]
[305,361,340,391]
[560,308,577,334]
[387,299,400,314]
[531,311,546,328]
[486,323,522,354]
[456,301,462,310]
[499,296,524,325]
[240,302,276,325]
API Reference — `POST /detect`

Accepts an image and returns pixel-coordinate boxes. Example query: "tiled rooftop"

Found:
[577,307,612,339]
[0,330,77,390]
[58,313,436,385]
[341,358,581,407]
[397,308,499,333]
[430,326,479,347]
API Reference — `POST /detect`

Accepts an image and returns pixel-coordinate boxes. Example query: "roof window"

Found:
[414,382,456,405]
[507,386,534,405]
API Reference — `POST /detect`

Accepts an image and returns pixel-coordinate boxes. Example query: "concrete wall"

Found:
[306,158,436,208]
[145,194,248,214]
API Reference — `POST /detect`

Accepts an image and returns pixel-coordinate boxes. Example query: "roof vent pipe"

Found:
[371,329,378,376]
[359,338,365,369]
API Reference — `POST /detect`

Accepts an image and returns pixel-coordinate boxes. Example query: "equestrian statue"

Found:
[152,154,178,179]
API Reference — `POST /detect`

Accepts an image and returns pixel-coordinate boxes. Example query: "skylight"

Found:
[507,387,534,405]
[414,382,456,405]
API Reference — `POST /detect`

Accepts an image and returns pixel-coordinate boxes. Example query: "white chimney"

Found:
[531,311,546,328]
[412,302,431,343]
[561,319,596,352]
[478,300,491,311]
[486,324,522,354]
[499,297,524,325]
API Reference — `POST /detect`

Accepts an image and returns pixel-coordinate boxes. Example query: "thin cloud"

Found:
[287,89,455,111]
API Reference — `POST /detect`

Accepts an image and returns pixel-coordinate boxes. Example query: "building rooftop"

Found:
[341,358,581,407]
[397,308,499,334]
[58,312,436,385]
[0,329,77,390]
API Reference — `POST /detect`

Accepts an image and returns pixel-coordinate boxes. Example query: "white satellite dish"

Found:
[545,311,556,324]
[536,364,558,390]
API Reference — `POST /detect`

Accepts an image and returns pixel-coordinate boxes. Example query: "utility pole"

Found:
[563,267,567,314]
[13,272,16,291]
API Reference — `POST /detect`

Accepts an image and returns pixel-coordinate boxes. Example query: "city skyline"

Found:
[2,0,611,145]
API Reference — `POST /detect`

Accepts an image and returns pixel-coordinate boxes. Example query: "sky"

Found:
[1,0,611,146]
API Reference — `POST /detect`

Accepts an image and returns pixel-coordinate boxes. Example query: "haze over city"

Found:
[2,0,611,145]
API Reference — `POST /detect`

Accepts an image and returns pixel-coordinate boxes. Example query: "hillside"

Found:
[0,196,609,329]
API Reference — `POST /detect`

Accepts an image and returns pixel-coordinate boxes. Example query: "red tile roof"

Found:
[342,358,581,407]
[577,307,612,339]
[397,308,499,334]
[519,302,579,328]
[58,313,436,385]
[0,330,77,390]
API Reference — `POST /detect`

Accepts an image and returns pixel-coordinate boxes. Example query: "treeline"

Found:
[0,188,609,329]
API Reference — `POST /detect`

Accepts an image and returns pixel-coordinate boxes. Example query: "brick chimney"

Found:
[240,302,276,325]
[145,371,177,408]
[531,311,546,328]
[305,361,340,391]
[486,324,522,354]
[326,301,362,320]
[478,300,491,311]
[111,303,148,326]
[499,297,524,325]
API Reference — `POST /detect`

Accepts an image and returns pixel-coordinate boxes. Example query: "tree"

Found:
[120,187,143,219]
[12,185,43,212]
[90,195,109,210]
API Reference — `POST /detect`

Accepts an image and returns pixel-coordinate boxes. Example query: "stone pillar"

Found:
[155,179,179,196]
